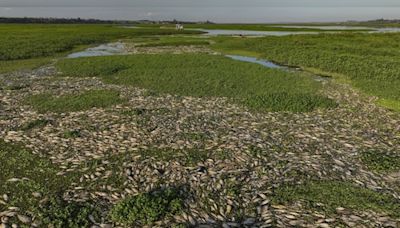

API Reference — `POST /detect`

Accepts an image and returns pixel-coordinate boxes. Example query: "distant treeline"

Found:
[342,19,400,27]
[365,19,400,24]
[0,17,135,24]
[0,17,215,25]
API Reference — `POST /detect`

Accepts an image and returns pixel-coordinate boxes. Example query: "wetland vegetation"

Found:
[57,54,335,112]
[0,23,399,227]
[212,33,400,110]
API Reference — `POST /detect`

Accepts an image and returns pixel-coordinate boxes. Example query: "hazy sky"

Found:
[1,0,399,23]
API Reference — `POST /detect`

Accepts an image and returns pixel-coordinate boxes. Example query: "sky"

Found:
[0,0,399,23]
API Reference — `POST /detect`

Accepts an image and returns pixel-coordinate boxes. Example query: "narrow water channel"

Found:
[225,54,330,82]
[67,42,126,58]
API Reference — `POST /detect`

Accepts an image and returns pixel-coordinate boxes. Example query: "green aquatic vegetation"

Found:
[361,150,400,173]
[26,90,124,113]
[58,54,336,112]
[211,33,400,109]
[110,187,184,225]
[272,180,400,218]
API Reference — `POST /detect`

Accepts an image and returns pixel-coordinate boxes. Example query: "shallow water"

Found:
[200,29,317,36]
[200,27,400,36]
[279,26,400,33]
[276,25,372,30]
[226,55,284,69]
[372,27,400,33]
[123,26,400,37]
[67,42,125,58]
[226,55,330,82]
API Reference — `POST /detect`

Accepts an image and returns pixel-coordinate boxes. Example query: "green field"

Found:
[212,33,400,110]
[57,54,336,112]
[26,90,125,113]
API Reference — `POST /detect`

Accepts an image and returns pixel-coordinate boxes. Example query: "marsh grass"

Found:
[26,90,124,113]
[211,33,400,109]
[58,54,336,112]
[272,180,400,218]
[0,57,53,74]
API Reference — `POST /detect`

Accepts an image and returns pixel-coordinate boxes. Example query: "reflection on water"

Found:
[226,55,330,82]
[200,29,317,36]
[67,42,125,58]
[123,26,400,37]
[226,55,284,69]
[276,25,372,30]
[197,26,400,37]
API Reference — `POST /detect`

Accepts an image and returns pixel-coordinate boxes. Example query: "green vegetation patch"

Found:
[244,92,337,112]
[20,118,51,131]
[212,33,400,107]
[140,148,210,165]
[0,57,52,74]
[38,197,101,228]
[26,90,124,113]
[378,99,400,112]
[110,187,184,226]
[361,150,400,173]
[272,180,400,218]
[58,54,336,112]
